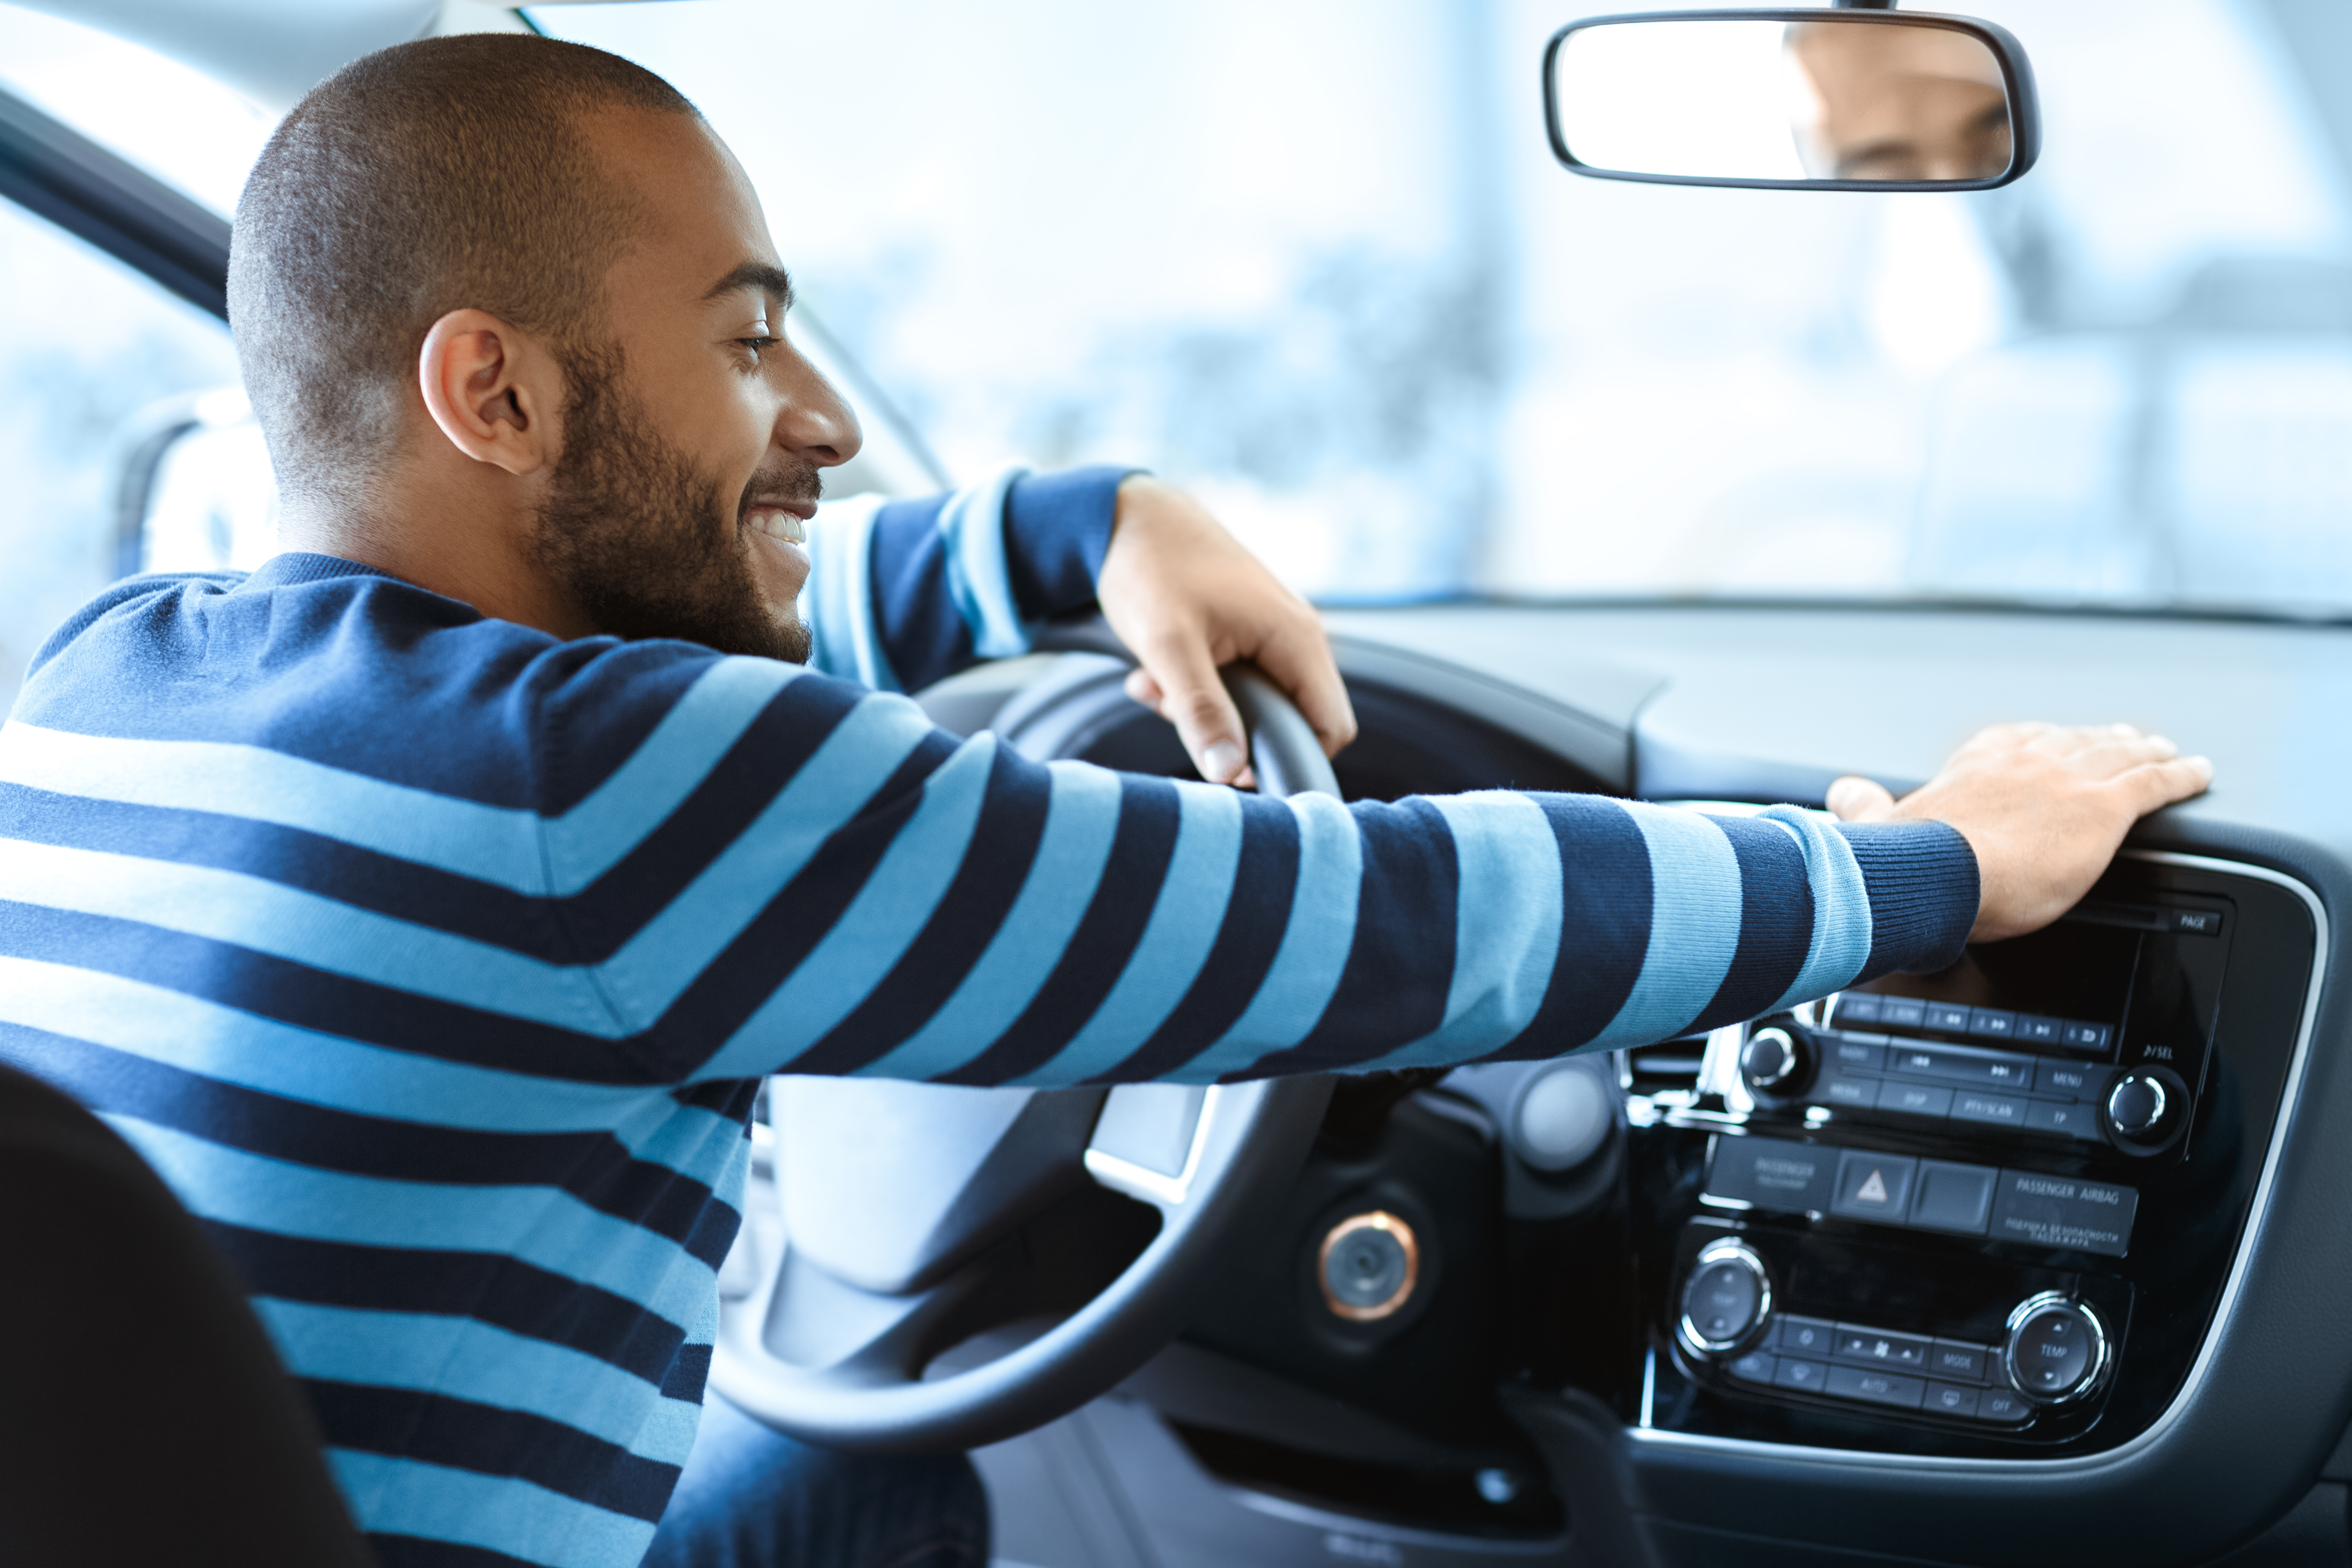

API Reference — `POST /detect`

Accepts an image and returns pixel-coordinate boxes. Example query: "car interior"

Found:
[4,2,2352,1566]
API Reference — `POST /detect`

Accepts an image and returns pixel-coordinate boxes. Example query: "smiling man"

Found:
[0,32,2211,1568]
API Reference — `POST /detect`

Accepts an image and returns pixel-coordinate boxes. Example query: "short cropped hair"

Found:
[228,34,699,509]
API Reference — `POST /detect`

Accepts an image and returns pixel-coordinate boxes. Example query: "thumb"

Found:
[1827,775,1898,822]
[1144,637,1253,786]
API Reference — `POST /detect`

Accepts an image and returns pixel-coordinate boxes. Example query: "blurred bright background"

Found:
[2,0,2349,697]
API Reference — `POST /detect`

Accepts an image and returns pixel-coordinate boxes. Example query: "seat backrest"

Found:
[0,1061,373,1567]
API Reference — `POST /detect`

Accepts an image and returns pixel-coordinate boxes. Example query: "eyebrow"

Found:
[700,261,795,312]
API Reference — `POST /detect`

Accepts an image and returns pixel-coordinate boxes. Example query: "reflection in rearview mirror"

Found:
[1544,12,2038,191]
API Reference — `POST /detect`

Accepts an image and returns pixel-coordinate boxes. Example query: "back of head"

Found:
[229,34,699,513]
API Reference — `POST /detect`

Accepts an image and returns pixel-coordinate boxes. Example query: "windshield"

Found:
[533,0,2352,618]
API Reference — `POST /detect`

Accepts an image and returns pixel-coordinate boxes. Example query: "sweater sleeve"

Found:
[800,464,1131,693]
[520,656,1980,1088]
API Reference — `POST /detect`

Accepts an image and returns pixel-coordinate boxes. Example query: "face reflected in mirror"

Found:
[1785,22,2011,182]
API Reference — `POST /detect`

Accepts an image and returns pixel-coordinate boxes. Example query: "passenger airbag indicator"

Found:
[1989,1172,2138,1258]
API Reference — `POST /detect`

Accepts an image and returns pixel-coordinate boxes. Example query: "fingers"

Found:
[1247,622,1358,757]
[1826,775,1897,821]
[2112,754,2215,813]
[1139,630,1254,786]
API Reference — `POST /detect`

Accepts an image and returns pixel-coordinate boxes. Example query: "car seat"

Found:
[0,1060,373,1566]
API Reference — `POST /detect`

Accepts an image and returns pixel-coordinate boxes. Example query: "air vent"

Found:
[1621,1035,1708,1104]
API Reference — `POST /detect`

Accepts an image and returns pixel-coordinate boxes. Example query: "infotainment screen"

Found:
[1833,915,2143,1060]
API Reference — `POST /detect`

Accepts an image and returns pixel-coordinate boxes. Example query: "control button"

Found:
[1512,1063,1615,1172]
[1774,1357,1829,1394]
[1951,1091,2029,1129]
[2037,1062,2105,1099]
[1922,1002,1970,1033]
[2015,1015,2064,1046]
[1772,1314,1835,1356]
[1728,1349,1777,1385]
[1813,1073,1879,1111]
[1825,1364,1926,1410]
[2171,909,2223,938]
[1707,1136,1835,1213]
[1878,998,1927,1031]
[1878,1081,1954,1120]
[2061,1021,2114,1050]
[1887,1046,2036,1089]
[1825,1036,1886,1074]
[2107,1074,2169,1138]
[1924,1381,1980,1419]
[2028,1100,2105,1142]
[1830,1151,1918,1223]
[1832,992,1883,1027]
[1927,1339,1991,1383]
[1833,1325,1931,1371]
[1740,1027,1802,1092]
[1976,1386,2032,1424]
[1679,1240,1771,1353]
[1989,1172,2138,1258]
[1908,1160,1998,1236]
[2003,1294,2109,1404]
[1967,1008,2017,1042]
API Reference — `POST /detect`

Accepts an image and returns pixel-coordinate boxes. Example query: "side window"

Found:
[0,198,243,699]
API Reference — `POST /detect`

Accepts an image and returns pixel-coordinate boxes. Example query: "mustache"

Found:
[737,465,824,516]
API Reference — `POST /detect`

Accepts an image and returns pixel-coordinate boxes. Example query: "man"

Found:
[1787,18,2014,182]
[0,32,2207,1568]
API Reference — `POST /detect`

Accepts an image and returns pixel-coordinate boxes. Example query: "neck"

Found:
[276,478,595,641]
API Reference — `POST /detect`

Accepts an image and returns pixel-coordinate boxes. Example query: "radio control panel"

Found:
[1626,855,2318,1459]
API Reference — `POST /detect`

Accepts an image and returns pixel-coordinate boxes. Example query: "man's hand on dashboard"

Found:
[1096,474,1357,787]
[1827,723,2215,944]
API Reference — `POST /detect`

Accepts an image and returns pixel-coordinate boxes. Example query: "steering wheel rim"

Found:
[709,657,1340,1452]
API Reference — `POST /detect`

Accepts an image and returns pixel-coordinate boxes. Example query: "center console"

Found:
[1629,851,2323,1460]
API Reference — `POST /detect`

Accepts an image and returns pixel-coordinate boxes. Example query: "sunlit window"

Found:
[536,0,2352,614]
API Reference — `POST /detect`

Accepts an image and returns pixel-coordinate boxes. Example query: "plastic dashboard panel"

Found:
[1314,606,2352,1564]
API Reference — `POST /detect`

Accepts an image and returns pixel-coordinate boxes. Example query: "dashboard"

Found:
[971,601,2352,1568]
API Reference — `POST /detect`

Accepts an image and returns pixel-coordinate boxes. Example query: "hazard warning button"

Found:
[1831,1151,1920,1222]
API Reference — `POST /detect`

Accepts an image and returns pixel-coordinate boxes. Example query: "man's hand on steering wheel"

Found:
[1095,474,1359,788]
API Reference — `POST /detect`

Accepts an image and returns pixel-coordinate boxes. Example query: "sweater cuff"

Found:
[1837,819,1980,978]
[1002,465,1140,622]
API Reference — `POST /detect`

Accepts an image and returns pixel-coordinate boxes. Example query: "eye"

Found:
[739,336,781,363]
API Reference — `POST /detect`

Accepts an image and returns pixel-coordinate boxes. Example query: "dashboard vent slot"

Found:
[1621,1036,1708,1102]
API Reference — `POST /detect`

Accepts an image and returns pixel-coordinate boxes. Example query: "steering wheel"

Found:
[708,657,1340,1452]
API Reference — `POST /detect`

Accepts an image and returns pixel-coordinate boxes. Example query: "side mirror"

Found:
[1543,8,2040,191]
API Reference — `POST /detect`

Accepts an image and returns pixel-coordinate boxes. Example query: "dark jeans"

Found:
[642,1394,989,1568]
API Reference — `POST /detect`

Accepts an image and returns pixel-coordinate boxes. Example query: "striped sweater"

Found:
[0,465,1976,1567]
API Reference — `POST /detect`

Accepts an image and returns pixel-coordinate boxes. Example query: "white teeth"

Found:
[751,509,806,546]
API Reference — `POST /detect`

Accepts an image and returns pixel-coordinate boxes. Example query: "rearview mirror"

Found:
[1544,9,2039,191]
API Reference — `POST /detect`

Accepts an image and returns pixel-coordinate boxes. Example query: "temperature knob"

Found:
[2002,1293,2110,1405]
[1678,1238,1772,1354]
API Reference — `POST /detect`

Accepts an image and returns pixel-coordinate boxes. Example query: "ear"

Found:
[416,309,560,477]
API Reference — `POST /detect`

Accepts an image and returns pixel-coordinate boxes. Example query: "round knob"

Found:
[2106,1074,2169,1138]
[1512,1063,1613,1172]
[2002,1293,2109,1405]
[1678,1238,1772,1355]
[1318,1211,1420,1322]
[1741,1027,1798,1089]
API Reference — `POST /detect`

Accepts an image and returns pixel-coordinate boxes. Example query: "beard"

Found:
[530,341,813,663]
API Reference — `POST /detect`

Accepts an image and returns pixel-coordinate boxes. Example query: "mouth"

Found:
[744,503,811,546]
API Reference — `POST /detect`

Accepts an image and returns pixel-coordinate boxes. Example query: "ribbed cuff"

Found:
[1002,465,1140,621]
[1837,819,1980,978]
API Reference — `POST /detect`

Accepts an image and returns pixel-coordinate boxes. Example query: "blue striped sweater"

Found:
[0,465,1975,1566]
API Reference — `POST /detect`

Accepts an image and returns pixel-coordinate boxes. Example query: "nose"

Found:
[771,341,864,470]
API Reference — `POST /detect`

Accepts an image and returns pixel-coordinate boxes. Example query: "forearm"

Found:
[654,695,1977,1085]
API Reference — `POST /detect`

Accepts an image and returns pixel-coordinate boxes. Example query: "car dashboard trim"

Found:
[1624,849,2329,1476]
